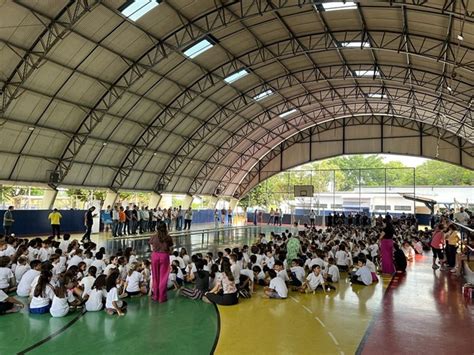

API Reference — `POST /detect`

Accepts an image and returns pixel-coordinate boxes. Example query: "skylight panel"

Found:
[322,2,357,12]
[280,109,297,118]
[367,93,387,99]
[354,69,380,77]
[120,0,160,21]
[224,69,249,84]
[183,38,215,59]
[339,41,370,48]
[253,90,273,101]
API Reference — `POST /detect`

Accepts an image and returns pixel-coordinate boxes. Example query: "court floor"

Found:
[2,227,473,354]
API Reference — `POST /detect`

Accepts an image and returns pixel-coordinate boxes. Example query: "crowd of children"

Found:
[0,217,435,317]
[0,234,149,317]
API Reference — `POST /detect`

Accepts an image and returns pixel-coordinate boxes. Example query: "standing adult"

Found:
[149,222,174,303]
[221,207,227,225]
[118,206,126,236]
[379,216,396,275]
[268,208,274,225]
[286,232,301,268]
[430,223,445,270]
[124,206,132,235]
[445,224,460,269]
[131,205,139,234]
[309,209,316,228]
[184,207,193,230]
[112,206,119,237]
[3,206,15,236]
[214,209,220,228]
[227,207,233,226]
[82,206,96,243]
[48,208,62,239]
[177,206,184,231]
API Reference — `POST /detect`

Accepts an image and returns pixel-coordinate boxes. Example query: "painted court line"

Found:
[315,316,326,328]
[328,331,339,346]
[289,296,300,303]
[302,305,313,314]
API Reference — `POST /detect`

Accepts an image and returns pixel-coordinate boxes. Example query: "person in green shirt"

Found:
[286,233,301,269]
[3,206,14,236]
[48,208,62,239]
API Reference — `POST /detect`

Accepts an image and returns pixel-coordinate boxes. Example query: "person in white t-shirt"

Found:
[289,259,305,289]
[0,256,15,293]
[14,256,30,284]
[105,271,127,316]
[29,271,55,314]
[351,258,373,286]
[264,269,288,299]
[50,275,78,317]
[325,258,340,283]
[300,265,335,293]
[335,245,350,271]
[274,261,289,282]
[90,253,106,275]
[124,262,146,296]
[80,266,97,297]
[85,275,107,312]
[252,265,266,286]
[16,260,41,297]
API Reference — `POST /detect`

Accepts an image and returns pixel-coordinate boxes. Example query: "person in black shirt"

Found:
[81,206,96,243]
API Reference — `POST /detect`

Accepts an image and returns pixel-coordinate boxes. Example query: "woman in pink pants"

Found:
[149,222,174,303]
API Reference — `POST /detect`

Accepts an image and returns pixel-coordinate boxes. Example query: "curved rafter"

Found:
[233,116,474,198]
[0,0,472,195]
[0,0,99,115]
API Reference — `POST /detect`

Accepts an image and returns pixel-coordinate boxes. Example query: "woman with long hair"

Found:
[202,257,238,306]
[149,221,174,303]
[379,216,396,275]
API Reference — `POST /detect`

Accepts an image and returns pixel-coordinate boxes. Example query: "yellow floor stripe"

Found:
[215,274,390,355]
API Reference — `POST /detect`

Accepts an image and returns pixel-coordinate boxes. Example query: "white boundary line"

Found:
[328,331,339,346]
[302,305,313,314]
[289,296,300,303]
[315,316,326,328]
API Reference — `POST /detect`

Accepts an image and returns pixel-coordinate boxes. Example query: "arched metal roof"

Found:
[0,0,472,198]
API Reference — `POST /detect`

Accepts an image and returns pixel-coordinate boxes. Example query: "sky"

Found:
[377,154,428,167]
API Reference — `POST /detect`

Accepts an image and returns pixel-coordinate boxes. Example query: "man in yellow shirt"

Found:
[48,208,62,239]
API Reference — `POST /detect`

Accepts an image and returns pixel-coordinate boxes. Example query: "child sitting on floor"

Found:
[50,274,80,318]
[300,265,334,293]
[264,269,288,299]
[0,256,15,293]
[85,275,107,312]
[0,289,23,315]
[105,271,127,316]
[350,257,373,286]
[180,259,209,300]
[30,270,55,314]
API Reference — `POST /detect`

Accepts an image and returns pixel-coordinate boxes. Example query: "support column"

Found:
[158,194,172,208]
[41,188,58,210]
[103,190,118,208]
[207,195,218,210]
[148,193,162,209]
[182,194,194,209]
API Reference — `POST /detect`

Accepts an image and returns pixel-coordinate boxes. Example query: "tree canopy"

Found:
[240,155,473,209]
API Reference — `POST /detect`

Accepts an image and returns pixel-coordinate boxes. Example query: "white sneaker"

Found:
[432,264,439,270]
[450,268,458,273]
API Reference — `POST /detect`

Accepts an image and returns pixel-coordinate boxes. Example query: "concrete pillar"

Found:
[41,188,58,210]
[207,195,218,210]
[182,194,194,209]
[103,190,118,208]
[158,194,172,208]
[229,198,239,210]
[149,193,162,209]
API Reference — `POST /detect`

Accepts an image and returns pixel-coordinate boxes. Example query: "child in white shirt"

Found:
[16,260,41,297]
[85,275,107,312]
[290,259,305,288]
[105,271,127,316]
[325,258,340,283]
[124,262,146,296]
[264,269,288,299]
[300,265,335,293]
[0,256,15,293]
[14,256,30,284]
[30,271,55,314]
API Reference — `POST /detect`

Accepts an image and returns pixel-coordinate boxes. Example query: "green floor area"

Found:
[1,292,218,355]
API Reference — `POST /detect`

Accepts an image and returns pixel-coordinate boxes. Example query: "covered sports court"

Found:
[0,1,473,354]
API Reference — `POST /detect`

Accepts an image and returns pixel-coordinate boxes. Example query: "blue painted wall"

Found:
[0,209,217,237]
